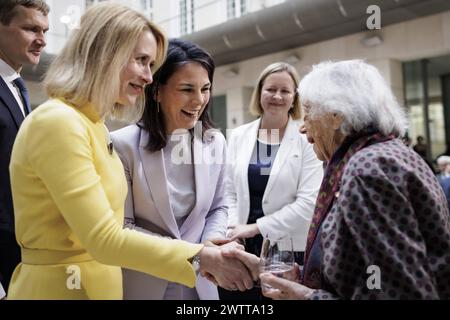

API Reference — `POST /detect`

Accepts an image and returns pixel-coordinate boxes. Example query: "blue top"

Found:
[247,140,280,223]
[245,140,280,255]
[439,176,450,209]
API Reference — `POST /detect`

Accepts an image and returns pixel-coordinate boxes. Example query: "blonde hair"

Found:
[249,62,301,120]
[44,2,167,121]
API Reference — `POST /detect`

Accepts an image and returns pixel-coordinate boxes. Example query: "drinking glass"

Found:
[259,235,296,294]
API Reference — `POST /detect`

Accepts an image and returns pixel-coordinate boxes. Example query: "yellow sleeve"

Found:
[26,105,201,287]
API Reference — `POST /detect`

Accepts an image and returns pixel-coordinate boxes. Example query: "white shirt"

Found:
[163,132,196,228]
[0,58,27,116]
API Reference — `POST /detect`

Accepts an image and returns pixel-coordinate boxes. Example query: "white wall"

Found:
[44,0,85,54]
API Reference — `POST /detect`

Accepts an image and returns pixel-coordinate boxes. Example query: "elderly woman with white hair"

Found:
[260,60,450,299]
[436,155,450,209]
[436,155,450,182]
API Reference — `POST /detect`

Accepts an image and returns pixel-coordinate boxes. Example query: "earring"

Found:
[157,102,160,113]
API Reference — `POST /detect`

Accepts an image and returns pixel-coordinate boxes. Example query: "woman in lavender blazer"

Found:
[111,39,228,300]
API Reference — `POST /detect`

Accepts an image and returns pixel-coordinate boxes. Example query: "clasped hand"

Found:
[226,223,259,242]
[198,239,260,291]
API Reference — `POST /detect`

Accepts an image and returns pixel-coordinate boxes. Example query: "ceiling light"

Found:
[361,34,383,47]
[60,15,71,24]
[284,54,301,65]
[223,68,239,78]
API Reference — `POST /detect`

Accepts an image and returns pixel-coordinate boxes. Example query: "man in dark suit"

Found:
[0,0,49,296]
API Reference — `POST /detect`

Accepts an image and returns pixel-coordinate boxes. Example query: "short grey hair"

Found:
[298,60,408,137]
[437,155,450,166]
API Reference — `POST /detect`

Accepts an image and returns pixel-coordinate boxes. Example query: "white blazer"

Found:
[111,125,228,300]
[225,117,323,252]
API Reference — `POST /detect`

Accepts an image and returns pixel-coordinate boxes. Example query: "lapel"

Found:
[237,119,260,196]
[138,129,180,238]
[179,135,208,236]
[263,117,298,198]
[0,77,24,128]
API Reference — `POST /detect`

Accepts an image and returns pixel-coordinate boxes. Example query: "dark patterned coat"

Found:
[311,139,450,299]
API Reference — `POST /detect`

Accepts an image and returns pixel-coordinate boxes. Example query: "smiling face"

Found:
[260,71,296,120]
[300,104,345,162]
[158,62,211,134]
[118,30,157,107]
[0,6,49,71]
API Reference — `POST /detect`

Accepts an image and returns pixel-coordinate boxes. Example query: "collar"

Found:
[57,98,102,123]
[0,58,20,83]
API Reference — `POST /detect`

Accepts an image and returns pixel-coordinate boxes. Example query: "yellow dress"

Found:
[8,99,202,299]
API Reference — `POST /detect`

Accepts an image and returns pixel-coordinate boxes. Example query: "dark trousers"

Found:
[0,230,21,293]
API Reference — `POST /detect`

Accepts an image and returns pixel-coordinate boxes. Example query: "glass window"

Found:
[228,0,249,20]
[191,0,195,32]
[180,0,188,35]
[180,0,194,35]
[140,0,148,11]
[227,0,236,19]
[241,0,247,15]
[404,55,450,162]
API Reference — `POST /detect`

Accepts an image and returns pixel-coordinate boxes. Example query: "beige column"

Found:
[368,58,405,107]
[226,86,256,133]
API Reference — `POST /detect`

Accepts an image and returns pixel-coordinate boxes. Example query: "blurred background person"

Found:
[260,60,450,300]
[401,133,412,147]
[413,135,427,159]
[223,62,323,300]
[436,155,450,209]
[7,3,255,300]
[436,155,450,183]
[111,39,233,300]
[0,0,49,297]
[413,135,435,172]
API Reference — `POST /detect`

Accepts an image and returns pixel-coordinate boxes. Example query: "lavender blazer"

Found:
[111,125,228,300]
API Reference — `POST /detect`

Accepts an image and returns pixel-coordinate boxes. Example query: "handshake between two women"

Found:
[196,239,261,292]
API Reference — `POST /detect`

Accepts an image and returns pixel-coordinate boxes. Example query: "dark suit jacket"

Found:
[0,77,24,234]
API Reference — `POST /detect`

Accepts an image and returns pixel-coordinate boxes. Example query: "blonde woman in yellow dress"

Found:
[7,3,257,300]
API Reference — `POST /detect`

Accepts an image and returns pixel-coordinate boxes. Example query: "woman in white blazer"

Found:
[223,62,323,299]
[111,39,253,300]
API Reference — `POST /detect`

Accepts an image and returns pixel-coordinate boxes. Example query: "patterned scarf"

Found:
[302,131,395,289]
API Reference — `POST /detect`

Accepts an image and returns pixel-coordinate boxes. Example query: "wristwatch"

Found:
[191,253,201,274]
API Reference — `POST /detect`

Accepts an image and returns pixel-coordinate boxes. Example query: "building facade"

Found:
[24,0,450,162]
